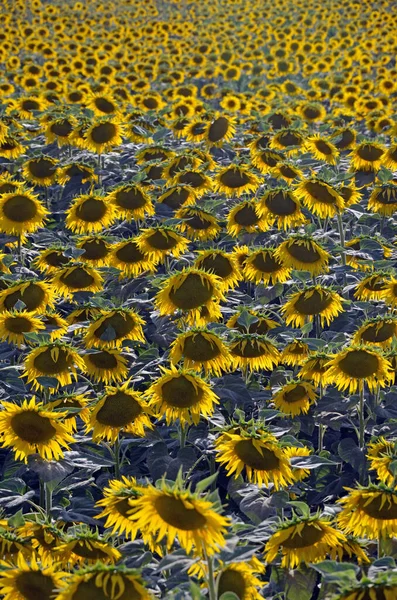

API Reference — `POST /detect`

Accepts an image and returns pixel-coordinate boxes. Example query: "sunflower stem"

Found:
[45,483,52,518]
[358,384,365,450]
[378,533,383,559]
[114,436,121,479]
[318,423,325,452]
[17,234,22,265]
[202,544,217,600]
[179,422,187,448]
[336,211,346,268]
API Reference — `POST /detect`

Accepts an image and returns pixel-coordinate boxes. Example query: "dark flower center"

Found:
[169,273,214,310]
[15,571,56,600]
[116,242,146,264]
[199,254,233,278]
[217,569,246,599]
[234,439,280,470]
[178,171,205,188]
[282,523,325,548]
[294,289,333,315]
[4,283,45,311]
[43,251,68,267]
[96,391,142,426]
[154,495,206,530]
[183,333,221,361]
[60,267,95,289]
[220,169,250,188]
[283,384,308,403]
[360,323,395,343]
[115,187,146,210]
[338,350,379,378]
[76,198,107,222]
[234,204,259,226]
[90,122,117,144]
[303,107,321,120]
[33,347,72,374]
[21,99,40,111]
[146,230,179,250]
[161,187,190,209]
[359,493,397,519]
[28,159,57,179]
[80,239,109,260]
[265,191,298,215]
[208,117,229,143]
[161,375,204,408]
[87,351,118,369]
[50,120,73,137]
[71,541,110,559]
[277,131,302,147]
[251,251,282,273]
[3,195,38,222]
[94,97,116,114]
[305,182,337,204]
[94,312,135,340]
[72,578,143,600]
[374,188,397,205]
[11,411,56,443]
[257,150,280,167]
[287,242,321,263]
[231,339,269,358]
[185,214,212,230]
[334,129,355,149]
[4,316,33,334]
[314,140,333,155]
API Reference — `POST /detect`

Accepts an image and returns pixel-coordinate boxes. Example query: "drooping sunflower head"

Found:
[144,364,219,425]
[155,267,225,325]
[270,128,305,154]
[65,193,117,234]
[0,189,48,235]
[85,380,153,443]
[22,341,85,391]
[281,285,344,328]
[109,238,156,279]
[304,135,340,165]
[367,437,396,487]
[0,553,67,600]
[170,168,212,198]
[205,113,236,147]
[264,514,346,569]
[135,227,189,261]
[83,348,129,385]
[226,200,267,237]
[215,561,264,600]
[83,117,124,154]
[368,184,397,217]
[215,424,294,489]
[354,271,390,301]
[251,148,284,174]
[95,475,144,539]
[280,340,310,367]
[75,235,111,267]
[349,141,385,172]
[194,249,241,291]
[51,263,104,298]
[214,164,261,197]
[226,308,279,336]
[295,177,344,218]
[0,397,74,462]
[21,156,58,187]
[334,576,397,600]
[272,380,317,416]
[83,308,146,349]
[275,235,330,276]
[175,207,221,241]
[259,188,306,229]
[229,333,280,373]
[352,316,397,348]
[299,351,331,386]
[324,345,394,393]
[0,309,45,345]
[33,247,70,274]
[0,280,56,313]
[106,183,154,220]
[46,392,90,432]
[54,529,122,565]
[56,162,97,186]
[169,328,231,376]
[337,483,397,538]
[243,247,292,285]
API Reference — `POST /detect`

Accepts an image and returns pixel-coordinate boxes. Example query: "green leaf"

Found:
[189,581,206,600]
[289,455,339,469]
[301,321,313,335]
[7,509,25,528]
[195,471,219,493]
[219,593,240,600]
[310,561,359,586]
[288,501,310,518]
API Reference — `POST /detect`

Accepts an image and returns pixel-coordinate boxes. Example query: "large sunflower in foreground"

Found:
[22,342,85,390]
[0,280,56,313]
[323,345,393,393]
[295,177,344,218]
[85,381,154,443]
[144,365,219,425]
[0,397,73,462]
[21,156,58,187]
[169,328,231,376]
[349,141,385,171]
[95,476,144,538]
[65,193,117,234]
[368,184,397,217]
[0,553,67,600]
[281,285,344,328]
[56,564,153,600]
[272,380,317,416]
[337,484,397,538]
[83,308,146,348]
[215,425,294,489]
[274,236,330,275]
[264,515,346,568]
[127,480,230,556]
[0,190,48,235]
[229,334,280,372]
[352,316,397,348]
[155,268,225,325]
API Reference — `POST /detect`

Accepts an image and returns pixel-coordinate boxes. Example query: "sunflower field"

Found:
[2,0,397,598]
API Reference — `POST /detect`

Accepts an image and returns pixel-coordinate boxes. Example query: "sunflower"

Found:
[155,268,225,325]
[83,348,129,385]
[281,285,344,328]
[295,178,344,218]
[337,484,397,538]
[215,425,294,489]
[226,200,267,237]
[305,135,339,165]
[0,553,66,600]
[349,142,385,172]
[51,264,103,298]
[330,126,357,150]
[300,352,331,386]
[83,118,124,154]
[243,248,292,285]
[54,531,121,565]
[158,185,197,210]
[22,342,85,391]
[109,238,156,278]
[170,169,212,198]
[106,183,154,220]
[83,308,146,349]
[214,561,264,600]
[0,530,32,561]
[0,190,48,236]
[194,249,241,291]
[65,193,117,234]
[169,328,231,376]
[205,113,236,147]
[367,437,396,487]
[275,236,330,276]
[127,480,230,556]
[354,272,389,301]
[280,340,310,367]
[272,380,317,416]
[67,305,102,329]
[264,515,346,568]
[175,207,221,241]
[0,397,74,462]
[251,149,284,174]
[21,156,59,187]
[323,345,393,394]
[56,564,152,600]
[259,188,306,229]
[283,445,312,482]
[0,309,45,345]
[0,136,25,160]
[56,162,97,186]
[383,144,397,170]
[229,334,280,372]
[226,309,279,336]
[335,577,397,600]
[272,161,304,183]
[338,182,362,207]
[368,184,397,216]
[352,316,397,347]
[86,92,120,117]
[33,247,69,274]
[136,227,189,262]
[299,102,326,122]
[270,128,305,154]
[46,393,90,433]
[145,365,219,425]
[214,164,261,197]
[0,280,56,313]
[95,476,144,538]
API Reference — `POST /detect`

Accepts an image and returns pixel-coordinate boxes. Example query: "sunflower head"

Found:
[0,189,48,235]
[275,235,330,276]
[281,285,344,328]
[272,380,317,416]
[169,328,231,376]
[229,333,280,372]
